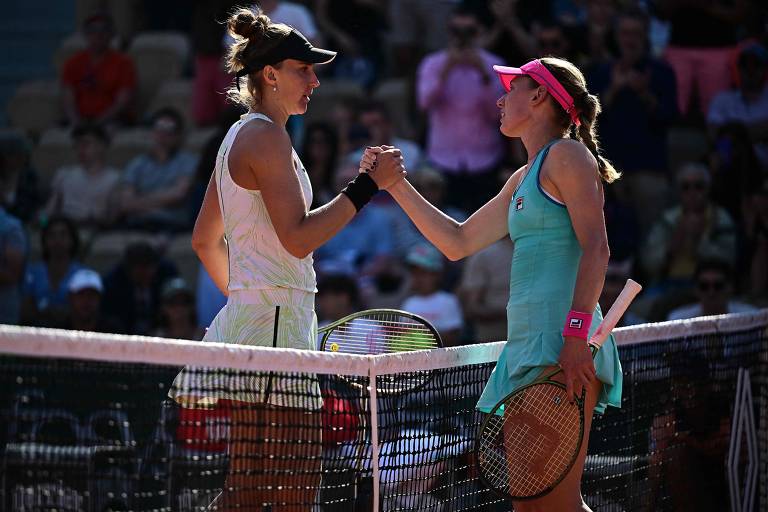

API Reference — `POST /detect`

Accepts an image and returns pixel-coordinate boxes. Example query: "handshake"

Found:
[358,146,407,190]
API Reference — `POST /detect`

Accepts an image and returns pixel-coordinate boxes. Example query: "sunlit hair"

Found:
[224,6,292,110]
[539,57,621,184]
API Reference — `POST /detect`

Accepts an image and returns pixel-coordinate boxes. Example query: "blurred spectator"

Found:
[707,123,764,224]
[598,258,645,326]
[42,125,119,228]
[641,162,737,293]
[348,100,424,172]
[0,173,27,325]
[604,182,641,262]
[60,268,123,333]
[314,157,396,274]
[115,108,198,232]
[389,167,467,259]
[707,43,768,171]
[316,0,386,88]
[567,0,619,68]
[190,1,240,126]
[102,242,178,335]
[61,12,136,128]
[301,122,339,208]
[400,244,463,346]
[388,0,459,77]
[0,132,40,224]
[20,216,83,327]
[667,258,757,320]
[658,0,745,118]
[416,6,505,213]
[587,7,678,232]
[744,179,768,302]
[458,237,514,343]
[476,0,538,65]
[533,21,576,62]
[647,356,731,511]
[153,277,205,340]
[316,270,361,328]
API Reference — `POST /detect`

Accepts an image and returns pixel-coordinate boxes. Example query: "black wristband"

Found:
[340,172,378,212]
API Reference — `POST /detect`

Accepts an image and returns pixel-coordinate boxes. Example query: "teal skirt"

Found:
[476,306,623,416]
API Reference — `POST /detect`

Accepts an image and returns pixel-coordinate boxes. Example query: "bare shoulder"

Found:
[545,139,599,181]
[231,120,292,165]
[499,164,528,196]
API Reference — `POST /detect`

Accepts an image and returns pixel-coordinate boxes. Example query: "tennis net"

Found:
[0,310,766,511]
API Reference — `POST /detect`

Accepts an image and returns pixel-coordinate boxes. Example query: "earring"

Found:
[273,86,277,92]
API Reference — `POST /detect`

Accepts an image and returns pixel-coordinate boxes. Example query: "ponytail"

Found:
[540,57,621,184]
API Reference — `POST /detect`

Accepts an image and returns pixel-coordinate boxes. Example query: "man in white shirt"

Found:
[667,258,757,321]
[400,244,464,346]
[707,44,768,170]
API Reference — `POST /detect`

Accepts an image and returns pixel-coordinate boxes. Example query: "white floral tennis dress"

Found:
[170,112,321,410]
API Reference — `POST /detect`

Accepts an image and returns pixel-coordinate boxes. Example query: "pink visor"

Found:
[493,59,581,126]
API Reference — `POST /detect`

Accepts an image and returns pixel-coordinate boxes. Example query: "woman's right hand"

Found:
[364,146,406,190]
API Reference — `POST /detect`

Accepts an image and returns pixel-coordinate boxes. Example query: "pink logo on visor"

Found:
[493,59,581,126]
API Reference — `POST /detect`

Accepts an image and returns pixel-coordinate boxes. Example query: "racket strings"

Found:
[322,313,440,394]
[478,383,581,497]
[324,315,439,355]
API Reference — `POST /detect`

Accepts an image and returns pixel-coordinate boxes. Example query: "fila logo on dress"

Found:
[515,197,524,211]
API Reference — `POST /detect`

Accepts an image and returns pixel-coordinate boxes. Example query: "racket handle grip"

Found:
[590,279,642,348]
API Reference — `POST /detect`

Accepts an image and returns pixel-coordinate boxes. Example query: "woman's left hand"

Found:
[558,337,596,402]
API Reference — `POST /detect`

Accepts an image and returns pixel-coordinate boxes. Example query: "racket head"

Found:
[475,379,585,500]
[319,309,443,395]
[319,309,443,354]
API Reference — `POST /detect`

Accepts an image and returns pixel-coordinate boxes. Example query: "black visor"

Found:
[236,29,336,78]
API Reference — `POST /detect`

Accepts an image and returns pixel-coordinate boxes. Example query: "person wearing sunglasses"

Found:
[641,162,737,304]
[416,5,506,214]
[666,258,756,321]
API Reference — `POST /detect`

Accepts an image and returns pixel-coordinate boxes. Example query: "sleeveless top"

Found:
[216,112,317,294]
[486,138,622,414]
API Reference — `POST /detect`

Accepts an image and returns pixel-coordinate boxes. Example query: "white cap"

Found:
[68,269,103,293]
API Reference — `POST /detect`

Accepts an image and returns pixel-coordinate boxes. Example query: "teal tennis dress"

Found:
[476,140,622,415]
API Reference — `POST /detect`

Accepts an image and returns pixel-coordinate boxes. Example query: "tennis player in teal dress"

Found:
[369,56,623,511]
[474,138,622,417]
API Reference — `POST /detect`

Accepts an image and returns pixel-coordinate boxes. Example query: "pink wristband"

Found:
[562,310,592,340]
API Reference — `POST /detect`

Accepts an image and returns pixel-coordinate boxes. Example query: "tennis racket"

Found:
[475,279,642,500]
[319,308,443,395]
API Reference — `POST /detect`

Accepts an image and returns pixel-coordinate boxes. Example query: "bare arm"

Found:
[191,173,229,295]
[243,123,390,259]
[387,166,521,260]
[548,151,610,313]
[543,141,611,399]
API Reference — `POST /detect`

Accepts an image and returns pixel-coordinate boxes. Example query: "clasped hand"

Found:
[359,146,407,190]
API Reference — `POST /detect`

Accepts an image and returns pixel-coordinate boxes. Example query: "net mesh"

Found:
[1,310,766,512]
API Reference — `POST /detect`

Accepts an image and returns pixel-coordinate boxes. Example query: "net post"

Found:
[368,357,381,512]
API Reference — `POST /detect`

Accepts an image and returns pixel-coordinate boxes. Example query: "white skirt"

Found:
[169,288,322,410]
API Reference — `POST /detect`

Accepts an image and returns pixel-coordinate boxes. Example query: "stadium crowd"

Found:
[1,0,767,342]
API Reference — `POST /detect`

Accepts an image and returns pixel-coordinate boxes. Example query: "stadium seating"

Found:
[128,32,191,119]
[7,80,62,136]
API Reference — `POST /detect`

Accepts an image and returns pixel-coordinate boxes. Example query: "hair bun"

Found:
[228,7,271,42]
